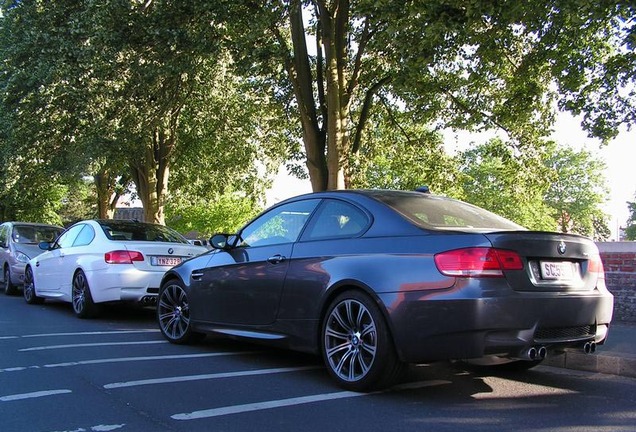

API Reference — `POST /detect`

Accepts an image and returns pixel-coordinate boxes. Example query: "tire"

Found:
[72,270,100,319]
[322,290,403,391]
[23,266,44,305]
[4,266,18,296]
[157,280,203,344]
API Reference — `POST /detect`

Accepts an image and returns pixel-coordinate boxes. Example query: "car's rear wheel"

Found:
[322,290,403,391]
[72,270,100,319]
[157,280,203,344]
[4,267,18,296]
[23,267,44,304]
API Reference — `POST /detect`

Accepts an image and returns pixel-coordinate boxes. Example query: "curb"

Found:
[543,348,636,378]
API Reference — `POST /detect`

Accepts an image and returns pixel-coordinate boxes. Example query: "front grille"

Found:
[535,325,594,342]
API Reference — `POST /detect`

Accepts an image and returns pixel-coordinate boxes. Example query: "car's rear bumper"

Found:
[380,289,614,363]
[85,267,163,304]
[10,262,26,285]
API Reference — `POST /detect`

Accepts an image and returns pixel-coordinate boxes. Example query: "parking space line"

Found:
[19,340,166,351]
[104,366,322,389]
[171,380,450,420]
[1,351,260,373]
[21,330,160,338]
[0,389,72,402]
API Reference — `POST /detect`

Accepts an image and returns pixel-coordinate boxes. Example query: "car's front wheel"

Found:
[4,267,18,296]
[23,266,44,304]
[157,280,203,344]
[72,270,100,319]
[322,290,403,391]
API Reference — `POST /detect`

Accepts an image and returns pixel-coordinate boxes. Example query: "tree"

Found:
[625,194,636,240]
[221,1,635,192]
[458,139,556,230]
[166,192,262,238]
[0,1,286,223]
[543,144,610,239]
[347,107,460,194]
[456,139,611,238]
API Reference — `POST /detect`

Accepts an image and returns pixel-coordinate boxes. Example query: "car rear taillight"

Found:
[105,250,144,264]
[588,254,605,280]
[434,247,523,277]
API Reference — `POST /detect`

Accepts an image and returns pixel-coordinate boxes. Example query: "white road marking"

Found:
[104,366,321,389]
[22,330,159,338]
[171,380,451,420]
[19,340,166,351]
[0,351,259,373]
[0,389,72,402]
[0,330,159,340]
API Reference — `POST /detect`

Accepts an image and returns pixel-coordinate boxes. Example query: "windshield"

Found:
[370,191,526,231]
[98,220,189,243]
[12,225,63,244]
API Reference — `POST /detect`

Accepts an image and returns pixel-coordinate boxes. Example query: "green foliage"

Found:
[625,195,636,241]
[456,139,610,239]
[348,108,461,195]
[0,1,285,223]
[542,144,610,239]
[457,139,556,231]
[57,177,98,225]
[165,193,262,238]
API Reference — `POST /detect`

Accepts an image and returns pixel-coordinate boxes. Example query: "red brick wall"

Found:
[598,243,636,323]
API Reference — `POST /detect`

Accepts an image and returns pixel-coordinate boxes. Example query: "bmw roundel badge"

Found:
[557,241,566,255]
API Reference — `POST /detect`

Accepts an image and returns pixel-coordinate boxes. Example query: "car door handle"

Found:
[267,254,286,264]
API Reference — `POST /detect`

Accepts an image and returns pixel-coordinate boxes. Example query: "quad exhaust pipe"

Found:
[140,295,157,306]
[521,346,547,361]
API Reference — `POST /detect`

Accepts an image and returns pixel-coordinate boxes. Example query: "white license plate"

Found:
[152,256,182,266]
[540,261,574,280]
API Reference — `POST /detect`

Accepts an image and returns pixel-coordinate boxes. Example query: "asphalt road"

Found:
[1,293,635,432]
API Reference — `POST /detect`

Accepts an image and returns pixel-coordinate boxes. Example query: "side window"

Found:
[73,225,95,247]
[0,225,8,248]
[303,199,369,240]
[55,225,85,249]
[239,199,320,248]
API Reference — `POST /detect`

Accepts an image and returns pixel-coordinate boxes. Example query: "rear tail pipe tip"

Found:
[523,346,547,361]
[583,341,596,354]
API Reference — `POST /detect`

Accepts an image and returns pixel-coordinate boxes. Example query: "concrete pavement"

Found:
[543,321,636,378]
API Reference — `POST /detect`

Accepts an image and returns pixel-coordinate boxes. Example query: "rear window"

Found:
[12,225,63,244]
[98,221,189,243]
[371,191,525,231]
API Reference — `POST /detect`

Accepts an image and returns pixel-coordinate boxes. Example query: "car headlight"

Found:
[15,251,30,263]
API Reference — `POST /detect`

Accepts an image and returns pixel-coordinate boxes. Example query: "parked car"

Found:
[23,219,208,318]
[0,222,64,295]
[156,189,614,391]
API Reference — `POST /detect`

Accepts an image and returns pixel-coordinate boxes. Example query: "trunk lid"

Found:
[484,231,603,292]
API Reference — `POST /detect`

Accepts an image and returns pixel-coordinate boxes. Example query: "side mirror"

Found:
[38,241,52,251]
[210,233,230,250]
[188,239,203,246]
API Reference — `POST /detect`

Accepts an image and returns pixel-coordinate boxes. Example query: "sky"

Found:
[266,113,635,241]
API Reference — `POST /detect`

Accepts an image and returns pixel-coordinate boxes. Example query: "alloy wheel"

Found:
[72,273,87,315]
[324,298,378,383]
[158,283,191,341]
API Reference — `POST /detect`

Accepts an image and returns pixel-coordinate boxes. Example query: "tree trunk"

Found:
[129,126,173,225]
[94,170,123,219]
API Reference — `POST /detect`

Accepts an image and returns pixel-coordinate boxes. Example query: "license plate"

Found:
[540,261,574,280]
[151,256,183,266]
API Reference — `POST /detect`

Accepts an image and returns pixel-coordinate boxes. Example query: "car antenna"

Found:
[415,186,431,194]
